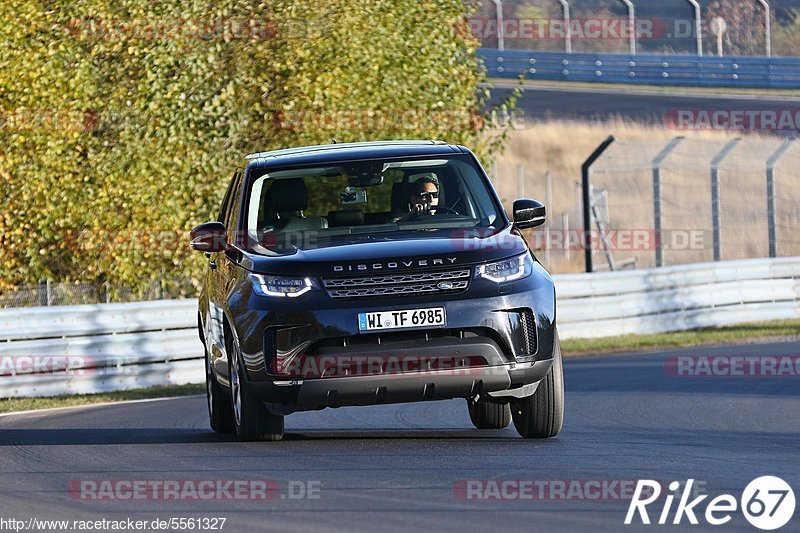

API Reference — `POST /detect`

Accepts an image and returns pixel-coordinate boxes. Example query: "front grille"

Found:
[322,268,471,300]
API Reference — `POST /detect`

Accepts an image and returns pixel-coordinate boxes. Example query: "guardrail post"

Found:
[652,137,684,268]
[710,139,741,262]
[582,136,615,273]
[620,0,636,55]
[758,0,772,57]
[557,0,572,53]
[492,0,504,51]
[686,0,703,56]
[766,138,795,257]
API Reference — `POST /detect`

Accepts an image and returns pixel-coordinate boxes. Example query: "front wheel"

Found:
[206,348,234,433]
[511,330,564,438]
[467,399,512,429]
[229,339,284,441]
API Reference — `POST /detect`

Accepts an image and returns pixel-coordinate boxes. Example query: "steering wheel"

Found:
[409,206,459,218]
[431,206,460,215]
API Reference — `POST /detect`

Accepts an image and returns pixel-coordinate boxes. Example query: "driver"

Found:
[409,176,439,216]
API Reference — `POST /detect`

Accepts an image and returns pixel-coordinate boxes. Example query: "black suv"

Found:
[191,141,563,441]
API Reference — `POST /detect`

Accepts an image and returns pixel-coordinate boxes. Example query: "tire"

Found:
[511,330,564,439]
[206,348,235,433]
[467,399,512,429]
[229,339,284,442]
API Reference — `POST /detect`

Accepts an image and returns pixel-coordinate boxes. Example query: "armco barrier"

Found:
[478,49,800,89]
[0,300,202,398]
[555,257,800,339]
[0,257,798,397]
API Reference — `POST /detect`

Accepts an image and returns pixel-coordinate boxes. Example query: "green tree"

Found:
[0,0,513,296]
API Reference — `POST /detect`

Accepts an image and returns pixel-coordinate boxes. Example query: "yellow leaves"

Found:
[1,0,497,293]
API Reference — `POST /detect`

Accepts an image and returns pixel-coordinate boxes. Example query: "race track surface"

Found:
[1,341,798,532]
[491,85,800,126]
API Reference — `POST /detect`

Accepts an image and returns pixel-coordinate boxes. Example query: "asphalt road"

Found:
[491,84,800,126]
[1,341,798,532]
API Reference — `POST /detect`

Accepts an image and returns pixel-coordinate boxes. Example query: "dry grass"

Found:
[490,120,799,273]
[561,318,800,356]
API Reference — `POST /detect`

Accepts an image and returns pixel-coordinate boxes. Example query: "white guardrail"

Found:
[1,257,798,398]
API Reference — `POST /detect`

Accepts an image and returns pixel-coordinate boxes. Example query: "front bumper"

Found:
[226,261,556,408]
[251,359,554,411]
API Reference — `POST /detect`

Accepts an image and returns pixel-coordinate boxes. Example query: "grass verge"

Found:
[561,319,800,356]
[0,383,204,415]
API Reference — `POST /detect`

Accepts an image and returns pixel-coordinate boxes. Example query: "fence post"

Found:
[766,138,795,258]
[37,280,47,306]
[710,139,741,262]
[652,137,684,267]
[582,136,615,273]
[545,172,553,268]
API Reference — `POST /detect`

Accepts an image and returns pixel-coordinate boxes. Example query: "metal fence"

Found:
[1,257,797,397]
[579,136,800,272]
[493,136,800,274]
[0,279,198,308]
[473,0,800,58]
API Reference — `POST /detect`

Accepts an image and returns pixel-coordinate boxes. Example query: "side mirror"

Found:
[513,199,546,229]
[190,222,228,253]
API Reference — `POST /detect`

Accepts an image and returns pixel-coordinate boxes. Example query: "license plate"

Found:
[358,308,446,332]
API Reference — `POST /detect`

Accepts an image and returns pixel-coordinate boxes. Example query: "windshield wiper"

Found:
[348,223,400,235]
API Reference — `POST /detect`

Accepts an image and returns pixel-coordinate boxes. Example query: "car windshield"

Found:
[245,154,503,249]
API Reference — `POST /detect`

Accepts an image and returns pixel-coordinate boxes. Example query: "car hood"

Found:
[239,226,529,277]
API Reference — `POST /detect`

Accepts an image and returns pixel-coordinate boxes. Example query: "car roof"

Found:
[245,140,467,170]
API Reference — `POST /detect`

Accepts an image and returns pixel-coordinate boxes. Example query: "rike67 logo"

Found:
[626,477,795,530]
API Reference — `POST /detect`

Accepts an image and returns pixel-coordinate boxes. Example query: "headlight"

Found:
[476,253,533,283]
[251,274,315,298]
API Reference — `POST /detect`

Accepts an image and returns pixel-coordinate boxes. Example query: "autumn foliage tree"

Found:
[0,0,512,297]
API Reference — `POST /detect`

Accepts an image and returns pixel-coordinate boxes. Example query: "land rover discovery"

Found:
[191,141,563,441]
